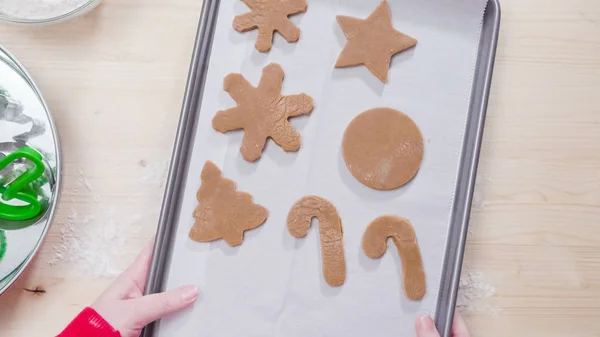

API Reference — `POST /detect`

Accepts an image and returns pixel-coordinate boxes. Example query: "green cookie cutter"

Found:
[0,231,6,262]
[0,147,45,222]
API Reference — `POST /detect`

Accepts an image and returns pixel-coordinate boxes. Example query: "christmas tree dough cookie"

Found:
[233,0,308,52]
[189,161,268,246]
[287,196,346,287]
[342,107,423,190]
[362,215,426,301]
[212,63,314,162]
[335,0,417,83]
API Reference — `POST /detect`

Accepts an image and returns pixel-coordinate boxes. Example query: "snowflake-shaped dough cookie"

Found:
[212,63,314,162]
[233,0,308,52]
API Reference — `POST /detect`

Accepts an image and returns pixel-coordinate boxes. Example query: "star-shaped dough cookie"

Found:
[212,63,314,162]
[189,161,268,247]
[335,0,417,83]
[233,0,307,52]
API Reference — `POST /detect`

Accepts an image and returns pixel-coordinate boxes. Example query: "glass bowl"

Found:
[0,0,102,25]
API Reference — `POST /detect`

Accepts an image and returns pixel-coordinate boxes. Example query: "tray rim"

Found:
[143,1,501,335]
[433,0,501,335]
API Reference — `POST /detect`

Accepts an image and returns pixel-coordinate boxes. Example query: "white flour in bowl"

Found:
[0,0,93,20]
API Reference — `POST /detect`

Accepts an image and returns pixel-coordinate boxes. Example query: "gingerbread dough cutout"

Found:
[233,0,308,52]
[212,63,314,162]
[287,196,346,287]
[189,161,268,246]
[342,107,423,190]
[335,0,417,83]
[362,215,426,300]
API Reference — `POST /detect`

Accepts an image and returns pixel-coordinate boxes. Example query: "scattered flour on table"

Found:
[48,168,158,278]
[468,175,492,235]
[0,0,91,20]
[137,160,169,187]
[457,270,500,317]
[48,206,142,277]
[471,190,489,210]
[459,180,499,316]
[77,168,93,192]
[471,175,492,211]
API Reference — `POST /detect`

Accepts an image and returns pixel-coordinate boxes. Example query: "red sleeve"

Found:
[57,307,121,337]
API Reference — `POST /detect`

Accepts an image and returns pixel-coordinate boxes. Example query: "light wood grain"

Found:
[0,0,201,335]
[1,0,600,336]
[463,0,600,336]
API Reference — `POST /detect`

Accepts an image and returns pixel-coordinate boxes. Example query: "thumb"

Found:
[452,313,470,337]
[131,285,199,326]
[415,315,440,337]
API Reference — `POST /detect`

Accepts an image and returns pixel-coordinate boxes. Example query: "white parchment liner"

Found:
[158,0,488,336]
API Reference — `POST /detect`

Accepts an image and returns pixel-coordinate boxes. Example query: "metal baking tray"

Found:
[143,0,500,336]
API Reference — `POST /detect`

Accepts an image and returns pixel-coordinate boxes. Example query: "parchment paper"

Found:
[158,0,488,336]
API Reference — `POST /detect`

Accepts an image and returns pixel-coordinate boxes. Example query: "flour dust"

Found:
[0,0,93,20]
[48,165,166,278]
[457,270,500,317]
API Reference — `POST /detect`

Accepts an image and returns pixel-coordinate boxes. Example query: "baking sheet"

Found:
[155,0,489,336]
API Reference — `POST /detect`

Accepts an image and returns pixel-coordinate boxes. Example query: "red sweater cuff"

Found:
[57,307,121,337]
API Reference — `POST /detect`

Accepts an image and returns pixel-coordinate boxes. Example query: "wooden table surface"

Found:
[0,0,599,336]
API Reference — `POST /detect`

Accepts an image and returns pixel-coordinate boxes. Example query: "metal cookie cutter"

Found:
[0,147,47,229]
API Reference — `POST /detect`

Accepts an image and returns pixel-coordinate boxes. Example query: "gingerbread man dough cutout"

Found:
[233,0,308,52]
[189,161,268,246]
[362,215,426,300]
[212,63,314,162]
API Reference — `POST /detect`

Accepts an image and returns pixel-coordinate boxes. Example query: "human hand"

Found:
[416,313,470,337]
[92,240,199,337]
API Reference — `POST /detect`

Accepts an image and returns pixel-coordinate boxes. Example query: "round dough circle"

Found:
[342,108,424,190]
